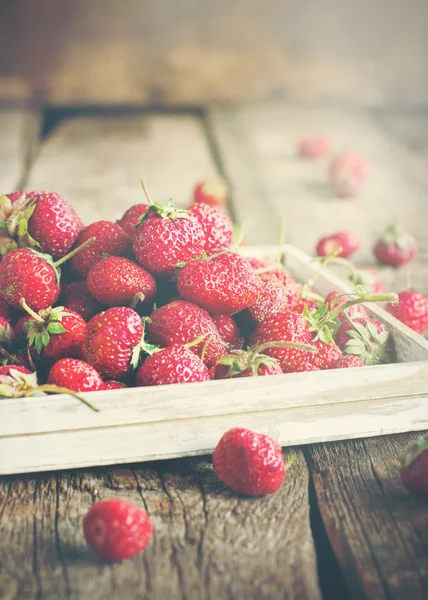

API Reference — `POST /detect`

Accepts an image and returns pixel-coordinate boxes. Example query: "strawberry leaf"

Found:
[47,322,67,334]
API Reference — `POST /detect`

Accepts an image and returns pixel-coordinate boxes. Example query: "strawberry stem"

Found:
[301,248,343,296]
[53,237,96,268]
[140,178,154,205]
[130,292,145,310]
[38,385,100,412]
[327,292,398,322]
[185,335,207,350]
[19,297,45,323]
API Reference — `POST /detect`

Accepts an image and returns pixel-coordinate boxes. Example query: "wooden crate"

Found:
[1,244,427,476]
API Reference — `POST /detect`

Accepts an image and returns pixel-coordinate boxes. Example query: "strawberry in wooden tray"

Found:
[188,202,233,255]
[136,345,211,386]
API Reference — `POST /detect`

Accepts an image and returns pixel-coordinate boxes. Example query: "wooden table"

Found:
[0,103,427,600]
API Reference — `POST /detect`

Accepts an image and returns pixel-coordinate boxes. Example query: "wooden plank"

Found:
[307,432,428,600]
[208,105,428,266]
[0,454,321,600]
[25,112,219,224]
[0,108,29,192]
[3,0,428,106]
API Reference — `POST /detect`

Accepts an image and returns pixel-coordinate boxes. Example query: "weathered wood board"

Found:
[0,108,28,191]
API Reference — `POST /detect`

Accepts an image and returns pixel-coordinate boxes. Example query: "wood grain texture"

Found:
[307,432,428,600]
[25,112,219,224]
[0,108,28,191]
[0,453,321,600]
[208,105,428,268]
[2,0,428,106]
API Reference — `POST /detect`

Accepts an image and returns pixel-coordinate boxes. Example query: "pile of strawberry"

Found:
[1,177,425,410]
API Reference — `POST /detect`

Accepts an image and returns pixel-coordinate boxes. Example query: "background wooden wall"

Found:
[1,0,428,107]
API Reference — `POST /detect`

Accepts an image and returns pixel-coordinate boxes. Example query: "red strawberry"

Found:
[117,204,148,238]
[247,257,299,308]
[0,237,94,312]
[62,281,103,321]
[87,256,156,307]
[374,225,416,267]
[20,301,86,360]
[0,317,14,344]
[82,307,146,380]
[294,291,323,315]
[316,230,359,259]
[102,380,127,390]
[348,266,384,294]
[214,344,283,379]
[83,498,153,562]
[177,251,260,315]
[399,435,428,496]
[133,203,205,277]
[247,279,291,324]
[188,202,233,255]
[335,317,392,365]
[47,358,104,392]
[147,300,227,366]
[330,355,365,369]
[193,178,228,207]
[136,344,210,386]
[387,290,428,334]
[311,339,342,369]
[0,248,60,311]
[0,364,32,376]
[330,152,369,197]
[298,136,331,159]
[212,428,285,496]
[325,290,368,321]
[211,314,244,351]
[71,221,132,278]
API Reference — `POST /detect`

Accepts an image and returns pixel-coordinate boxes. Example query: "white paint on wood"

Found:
[1,244,427,475]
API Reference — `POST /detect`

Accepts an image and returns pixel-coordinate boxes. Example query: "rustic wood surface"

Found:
[2,0,428,106]
[1,104,428,599]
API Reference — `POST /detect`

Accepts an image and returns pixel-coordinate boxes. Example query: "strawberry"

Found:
[246,279,292,324]
[71,221,132,278]
[247,257,300,308]
[311,339,342,369]
[102,380,127,390]
[0,237,94,312]
[136,344,210,386]
[335,317,392,365]
[298,136,331,159]
[47,358,104,393]
[330,152,369,197]
[325,290,368,321]
[348,266,384,294]
[87,256,156,307]
[177,251,260,315]
[211,314,244,350]
[0,317,14,344]
[0,364,32,376]
[214,343,284,378]
[399,434,428,496]
[147,300,227,366]
[330,355,365,369]
[294,290,323,315]
[212,428,285,496]
[62,281,103,321]
[117,204,148,238]
[387,290,428,334]
[188,202,233,255]
[316,231,359,259]
[19,300,86,360]
[82,307,147,380]
[0,192,84,258]
[193,178,228,207]
[83,498,153,562]
[133,203,205,277]
[374,225,416,267]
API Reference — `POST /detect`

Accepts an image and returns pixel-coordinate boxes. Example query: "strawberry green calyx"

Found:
[138,178,189,222]
[130,317,159,369]
[304,287,398,343]
[19,299,70,354]
[217,341,317,378]
[0,320,14,345]
[400,434,428,469]
[0,368,99,412]
[0,193,40,250]
[342,316,392,365]
[380,224,415,251]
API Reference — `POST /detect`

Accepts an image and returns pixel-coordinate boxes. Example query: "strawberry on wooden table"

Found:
[329,152,369,198]
[213,428,285,496]
[87,256,157,307]
[387,290,428,334]
[374,224,416,267]
[147,300,227,366]
[117,204,148,239]
[136,344,210,386]
[188,202,233,255]
[316,230,360,259]
[82,307,149,380]
[400,434,428,496]
[62,281,103,321]
[177,251,260,315]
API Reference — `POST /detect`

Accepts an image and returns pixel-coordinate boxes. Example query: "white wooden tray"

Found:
[1,244,428,475]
